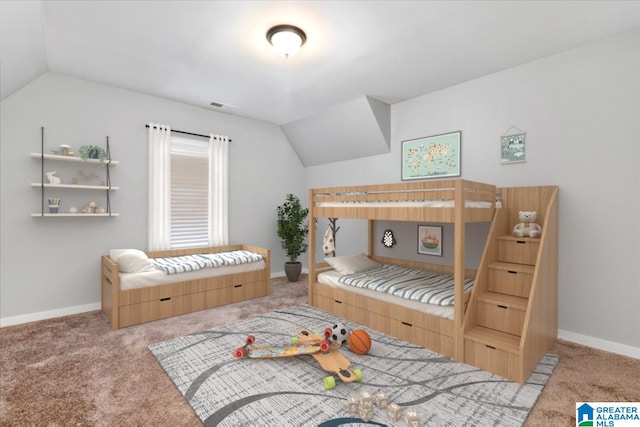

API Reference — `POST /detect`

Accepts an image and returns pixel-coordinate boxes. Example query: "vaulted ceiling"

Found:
[2,1,639,165]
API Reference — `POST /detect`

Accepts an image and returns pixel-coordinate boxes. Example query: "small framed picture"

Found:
[501,132,526,164]
[401,131,461,180]
[418,225,442,256]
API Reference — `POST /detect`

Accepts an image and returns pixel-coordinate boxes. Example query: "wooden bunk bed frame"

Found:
[101,244,270,330]
[308,179,497,361]
[309,179,559,383]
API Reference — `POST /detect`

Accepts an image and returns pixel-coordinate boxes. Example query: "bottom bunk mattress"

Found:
[317,263,474,320]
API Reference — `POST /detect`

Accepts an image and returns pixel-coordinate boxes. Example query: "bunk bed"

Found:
[308,179,497,361]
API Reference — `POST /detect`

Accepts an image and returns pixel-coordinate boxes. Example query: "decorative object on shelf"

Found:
[82,201,99,214]
[381,229,397,248]
[418,225,442,256]
[51,148,60,155]
[69,206,78,213]
[78,145,108,162]
[59,144,71,156]
[276,193,309,282]
[48,197,61,214]
[501,126,526,164]
[401,131,461,180]
[78,169,100,181]
[45,171,61,184]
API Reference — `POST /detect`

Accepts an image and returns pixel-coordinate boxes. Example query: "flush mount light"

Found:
[266,24,307,58]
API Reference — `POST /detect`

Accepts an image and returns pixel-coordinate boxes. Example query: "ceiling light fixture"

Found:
[266,24,307,58]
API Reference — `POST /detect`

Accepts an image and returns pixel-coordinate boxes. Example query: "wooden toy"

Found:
[298,328,363,389]
[375,391,390,408]
[404,409,422,427]
[347,395,360,413]
[349,329,372,355]
[234,334,329,359]
[358,405,373,422]
[387,402,403,422]
[359,391,373,408]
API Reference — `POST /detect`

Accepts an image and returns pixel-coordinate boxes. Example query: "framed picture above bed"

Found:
[418,225,442,256]
[401,131,461,180]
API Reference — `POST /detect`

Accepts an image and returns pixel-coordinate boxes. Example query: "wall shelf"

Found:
[30,153,120,165]
[31,213,120,217]
[32,127,119,217]
[30,183,120,191]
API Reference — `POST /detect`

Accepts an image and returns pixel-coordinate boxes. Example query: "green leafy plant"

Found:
[276,194,309,263]
[78,145,108,162]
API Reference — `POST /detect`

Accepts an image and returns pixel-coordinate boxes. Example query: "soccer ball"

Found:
[331,323,350,345]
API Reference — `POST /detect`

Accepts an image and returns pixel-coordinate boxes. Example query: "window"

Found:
[147,123,228,251]
[170,136,209,248]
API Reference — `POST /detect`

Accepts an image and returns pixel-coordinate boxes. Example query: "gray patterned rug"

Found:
[149,304,558,426]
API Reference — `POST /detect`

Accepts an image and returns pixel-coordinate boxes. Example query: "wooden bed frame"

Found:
[101,244,271,330]
[308,179,496,360]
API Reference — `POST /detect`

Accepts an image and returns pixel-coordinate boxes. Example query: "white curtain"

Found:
[208,134,229,246]
[148,123,172,251]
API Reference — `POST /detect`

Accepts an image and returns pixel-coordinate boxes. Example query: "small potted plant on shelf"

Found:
[276,193,309,282]
[78,145,108,162]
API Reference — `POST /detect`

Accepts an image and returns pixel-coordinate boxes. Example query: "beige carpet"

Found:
[1,275,638,426]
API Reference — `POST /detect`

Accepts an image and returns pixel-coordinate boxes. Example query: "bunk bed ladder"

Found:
[462,186,559,384]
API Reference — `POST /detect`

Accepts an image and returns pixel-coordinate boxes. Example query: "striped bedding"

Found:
[153,250,263,275]
[337,264,474,306]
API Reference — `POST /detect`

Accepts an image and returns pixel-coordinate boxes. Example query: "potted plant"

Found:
[78,145,108,162]
[276,193,309,282]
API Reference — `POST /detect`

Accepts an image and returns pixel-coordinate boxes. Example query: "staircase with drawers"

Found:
[462,186,559,384]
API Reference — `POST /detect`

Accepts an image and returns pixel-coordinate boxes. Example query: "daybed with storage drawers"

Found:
[101,244,270,330]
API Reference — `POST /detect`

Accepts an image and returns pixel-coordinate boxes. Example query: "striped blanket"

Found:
[153,250,263,275]
[338,264,474,306]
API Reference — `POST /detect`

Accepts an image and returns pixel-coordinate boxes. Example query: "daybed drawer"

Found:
[205,281,268,308]
[119,292,206,328]
[488,263,533,298]
[498,237,539,265]
[464,339,520,380]
[476,301,525,336]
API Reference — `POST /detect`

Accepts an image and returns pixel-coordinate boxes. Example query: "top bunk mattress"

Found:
[315,200,492,208]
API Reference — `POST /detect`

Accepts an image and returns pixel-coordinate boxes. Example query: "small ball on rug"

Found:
[349,329,372,355]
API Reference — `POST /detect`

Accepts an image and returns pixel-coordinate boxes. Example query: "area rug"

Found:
[149,304,558,426]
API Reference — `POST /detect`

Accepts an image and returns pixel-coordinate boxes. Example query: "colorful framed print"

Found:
[418,225,442,256]
[401,131,461,180]
[501,132,526,164]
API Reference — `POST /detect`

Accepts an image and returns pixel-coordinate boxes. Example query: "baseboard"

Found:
[0,302,101,328]
[558,329,640,360]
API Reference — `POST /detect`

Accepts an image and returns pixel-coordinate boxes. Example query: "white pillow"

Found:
[324,253,380,275]
[110,249,155,273]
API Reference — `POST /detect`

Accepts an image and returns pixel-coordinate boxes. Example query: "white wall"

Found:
[0,72,306,322]
[307,29,640,353]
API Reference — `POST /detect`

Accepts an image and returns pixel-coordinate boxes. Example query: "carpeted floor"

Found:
[1,275,639,426]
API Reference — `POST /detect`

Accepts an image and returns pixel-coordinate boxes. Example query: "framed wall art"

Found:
[418,225,442,256]
[401,131,461,180]
[500,127,526,164]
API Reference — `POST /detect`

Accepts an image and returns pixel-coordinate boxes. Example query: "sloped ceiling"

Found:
[1,1,639,165]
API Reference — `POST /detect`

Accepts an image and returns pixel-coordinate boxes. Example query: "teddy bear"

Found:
[512,211,542,238]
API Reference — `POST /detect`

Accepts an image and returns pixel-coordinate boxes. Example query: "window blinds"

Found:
[170,136,209,248]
